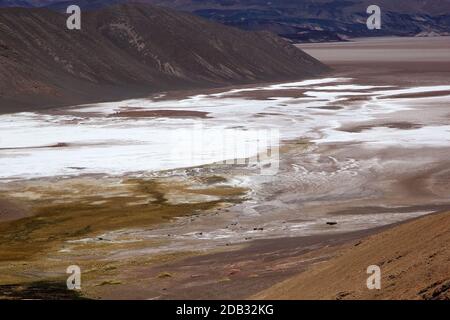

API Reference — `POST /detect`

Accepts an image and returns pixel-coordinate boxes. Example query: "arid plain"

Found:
[0,37,449,299]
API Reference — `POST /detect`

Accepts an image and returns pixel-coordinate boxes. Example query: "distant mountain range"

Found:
[1,0,450,42]
[0,4,327,112]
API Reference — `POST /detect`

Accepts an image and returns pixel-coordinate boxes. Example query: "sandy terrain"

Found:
[0,37,449,300]
[254,210,450,300]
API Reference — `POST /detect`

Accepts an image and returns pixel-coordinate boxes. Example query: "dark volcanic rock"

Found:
[0,4,328,112]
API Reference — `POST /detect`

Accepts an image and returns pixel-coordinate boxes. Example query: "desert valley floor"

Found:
[0,37,449,299]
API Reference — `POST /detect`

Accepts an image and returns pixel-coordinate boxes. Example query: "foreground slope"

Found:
[0,4,327,112]
[254,211,450,300]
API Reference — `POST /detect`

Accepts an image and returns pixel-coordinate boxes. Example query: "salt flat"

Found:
[1,78,449,180]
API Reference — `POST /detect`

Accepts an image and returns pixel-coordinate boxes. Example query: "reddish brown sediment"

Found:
[379,90,450,99]
[0,198,29,223]
[109,110,211,119]
[340,122,423,133]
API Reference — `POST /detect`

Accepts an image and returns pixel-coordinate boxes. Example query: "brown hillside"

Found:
[254,211,450,300]
[0,4,328,112]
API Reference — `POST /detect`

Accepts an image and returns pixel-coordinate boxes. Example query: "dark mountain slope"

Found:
[38,0,450,42]
[0,4,328,113]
